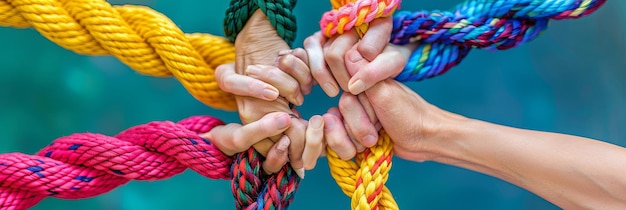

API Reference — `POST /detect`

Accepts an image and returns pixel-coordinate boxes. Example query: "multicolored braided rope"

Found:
[320,0,400,37]
[223,0,298,46]
[390,0,607,81]
[322,0,401,209]
[321,0,606,82]
[0,116,299,210]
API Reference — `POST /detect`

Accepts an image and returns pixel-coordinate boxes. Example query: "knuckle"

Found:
[350,125,370,141]
[246,80,265,96]
[324,47,344,64]
[278,54,296,71]
[230,133,247,151]
[339,149,356,160]
[357,44,377,59]
[292,48,308,63]
[222,76,239,92]
[263,163,281,174]
[325,136,343,150]
[338,95,357,113]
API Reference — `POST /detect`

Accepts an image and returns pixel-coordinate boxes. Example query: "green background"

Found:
[1,0,624,209]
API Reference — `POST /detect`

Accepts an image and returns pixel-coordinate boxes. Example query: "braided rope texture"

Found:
[0,116,300,210]
[0,0,238,110]
[224,0,297,46]
[320,0,606,82]
[391,0,607,81]
[324,0,401,209]
[321,0,400,37]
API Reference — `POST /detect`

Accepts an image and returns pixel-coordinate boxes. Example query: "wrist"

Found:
[235,10,289,71]
[426,116,518,181]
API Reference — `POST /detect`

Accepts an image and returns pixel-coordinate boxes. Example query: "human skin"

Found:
[200,112,293,172]
[359,79,626,209]
[225,9,310,176]
[221,36,626,208]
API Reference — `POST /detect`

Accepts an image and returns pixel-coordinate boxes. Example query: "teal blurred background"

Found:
[1,0,624,209]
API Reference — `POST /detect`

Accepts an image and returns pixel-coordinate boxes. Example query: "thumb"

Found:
[345,45,406,95]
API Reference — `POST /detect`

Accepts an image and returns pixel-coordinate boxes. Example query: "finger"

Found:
[277,52,314,96]
[202,112,291,156]
[304,32,340,97]
[343,120,366,153]
[357,16,393,61]
[357,93,378,125]
[284,118,307,176]
[327,108,365,152]
[237,96,291,125]
[237,112,292,153]
[246,64,304,106]
[323,110,356,160]
[302,115,324,170]
[339,93,379,147]
[346,45,406,95]
[216,63,279,101]
[262,135,291,174]
[324,30,359,92]
[291,48,309,67]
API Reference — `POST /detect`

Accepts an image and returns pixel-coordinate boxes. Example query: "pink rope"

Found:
[0,116,228,210]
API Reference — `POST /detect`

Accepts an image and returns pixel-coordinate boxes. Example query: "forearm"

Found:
[431,118,626,209]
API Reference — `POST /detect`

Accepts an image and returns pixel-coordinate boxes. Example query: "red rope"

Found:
[0,116,300,210]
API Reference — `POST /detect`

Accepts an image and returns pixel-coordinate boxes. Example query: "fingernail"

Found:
[263,88,279,100]
[310,116,323,129]
[295,168,305,179]
[277,136,290,152]
[278,49,293,56]
[246,65,262,76]
[296,93,304,106]
[348,79,365,95]
[324,82,339,97]
[275,114,291,129]
[363,134,377,147]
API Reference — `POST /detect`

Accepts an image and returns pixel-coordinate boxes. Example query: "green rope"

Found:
[224,0,297,46]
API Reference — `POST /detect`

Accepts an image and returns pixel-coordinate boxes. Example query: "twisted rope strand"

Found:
[0,0,237,110]
[321,0,400,37]
[391,0,606,48]
[223,0,297,45]
[324,0,401,209]
[0,116,298,210]
[391,0,606,82]
[232,149,300,210]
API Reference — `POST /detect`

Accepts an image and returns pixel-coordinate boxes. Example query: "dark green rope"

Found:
[224,0,297,46]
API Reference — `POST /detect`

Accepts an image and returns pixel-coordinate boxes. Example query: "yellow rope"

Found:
[325,0,399,209]
[0,0,237,110]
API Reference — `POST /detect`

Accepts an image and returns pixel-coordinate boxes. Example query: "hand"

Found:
[310,17,397,95]
[231,10,307,175]
[353,79,467,162]
[215,52,363,166]
[200,112,293,174]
